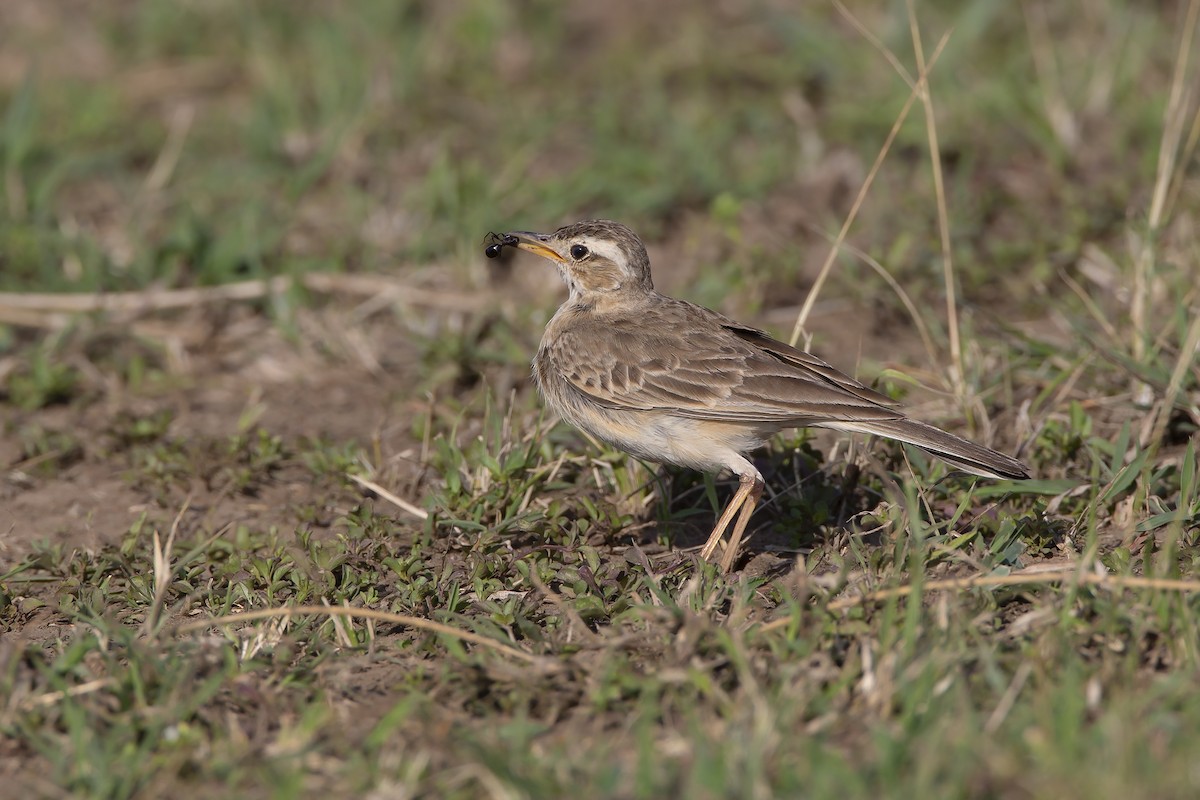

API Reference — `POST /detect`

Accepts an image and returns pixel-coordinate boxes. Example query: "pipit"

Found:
[487,220,1029,572]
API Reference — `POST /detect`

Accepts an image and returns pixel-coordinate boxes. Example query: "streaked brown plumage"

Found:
[495,219,1029,572]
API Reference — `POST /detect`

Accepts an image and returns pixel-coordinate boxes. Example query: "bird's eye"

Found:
[569,244,589,259]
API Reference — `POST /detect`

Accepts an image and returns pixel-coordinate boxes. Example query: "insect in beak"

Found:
[484,232,519,259]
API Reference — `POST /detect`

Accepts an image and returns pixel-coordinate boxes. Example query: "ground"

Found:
[2,1,1199,798]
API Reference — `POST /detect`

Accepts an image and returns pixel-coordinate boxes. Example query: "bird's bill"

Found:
[509,231,564,263]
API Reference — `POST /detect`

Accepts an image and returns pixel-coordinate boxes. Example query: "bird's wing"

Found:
[718,320,900,407]
[540,301,902,424]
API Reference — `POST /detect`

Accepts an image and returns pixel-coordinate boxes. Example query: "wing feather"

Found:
[539,298,902,424]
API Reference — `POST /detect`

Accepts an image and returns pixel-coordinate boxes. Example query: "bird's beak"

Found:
[509,231,564,263]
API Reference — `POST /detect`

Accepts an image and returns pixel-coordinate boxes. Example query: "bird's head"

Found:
[492,219,653,301]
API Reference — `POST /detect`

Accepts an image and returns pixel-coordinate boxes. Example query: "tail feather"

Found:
[823,417,1029,480]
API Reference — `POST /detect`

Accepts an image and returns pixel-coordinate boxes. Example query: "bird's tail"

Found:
[822,417,1029,480]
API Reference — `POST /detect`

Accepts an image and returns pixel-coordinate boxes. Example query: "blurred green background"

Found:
[1,0,1179,311]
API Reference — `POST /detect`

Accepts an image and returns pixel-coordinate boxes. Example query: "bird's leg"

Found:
[698,471,757,564]
[719,475,764,573]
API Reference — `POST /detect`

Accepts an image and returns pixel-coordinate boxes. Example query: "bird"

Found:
[486,220,1029,572]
